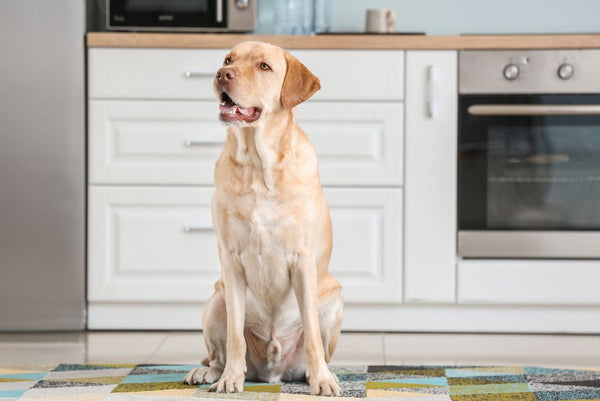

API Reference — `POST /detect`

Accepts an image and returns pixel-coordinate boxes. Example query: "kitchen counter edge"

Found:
[86,32,600,50]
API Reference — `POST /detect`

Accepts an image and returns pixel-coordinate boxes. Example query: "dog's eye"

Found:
[260,62,271,71]
[224,57,232,65]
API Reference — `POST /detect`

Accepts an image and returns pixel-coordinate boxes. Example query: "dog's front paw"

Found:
[209,369,245,393]
[307,368,341,397]
[183,366,222,385]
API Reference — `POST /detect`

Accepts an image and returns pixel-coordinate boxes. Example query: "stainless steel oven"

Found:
[458,50,600,258]
[107,0,256,32]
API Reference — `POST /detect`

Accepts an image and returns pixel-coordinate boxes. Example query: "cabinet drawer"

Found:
[89,100,222,185]
[296,102,403,185]
[458,259,600,305]
[89,100,403,186]
[291,50,404,101]
[325,188,403,303]
[89,48,227,100]
[88,48,404,101]
[88,187,403,304]
[88,186,220,303]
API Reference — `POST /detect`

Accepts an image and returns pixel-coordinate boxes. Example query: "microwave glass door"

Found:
[459,94,600,231]
[125,0,207,12]
[110,0,226,28]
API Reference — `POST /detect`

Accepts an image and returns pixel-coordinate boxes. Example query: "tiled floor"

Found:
[0,331,599,367]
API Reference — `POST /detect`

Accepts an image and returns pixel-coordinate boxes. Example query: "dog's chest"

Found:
[225,192,297,300]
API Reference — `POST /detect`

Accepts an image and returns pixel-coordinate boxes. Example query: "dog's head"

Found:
[214,41,321,126]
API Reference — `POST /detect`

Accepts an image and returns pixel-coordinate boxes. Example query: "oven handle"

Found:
[468,104,600,116]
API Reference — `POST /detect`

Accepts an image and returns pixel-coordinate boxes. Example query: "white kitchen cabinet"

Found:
[404,51,458,303]
[87,46,405,329]
[85,43,600,333]
[89,100,403,186]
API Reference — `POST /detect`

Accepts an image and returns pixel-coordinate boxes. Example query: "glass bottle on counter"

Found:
[312,0,331,34]
[274,0,312,35]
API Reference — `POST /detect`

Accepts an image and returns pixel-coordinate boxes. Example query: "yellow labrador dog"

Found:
[183,41,344,396]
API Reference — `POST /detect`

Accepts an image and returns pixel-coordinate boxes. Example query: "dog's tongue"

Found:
[219,103,256,117]
[237,106,256,116]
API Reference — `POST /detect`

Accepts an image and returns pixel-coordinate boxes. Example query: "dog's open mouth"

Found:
[219,92,262,123]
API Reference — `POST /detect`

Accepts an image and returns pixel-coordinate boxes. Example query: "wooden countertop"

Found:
[87,32,600,50]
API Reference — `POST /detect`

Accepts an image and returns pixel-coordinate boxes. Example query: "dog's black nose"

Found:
[216,67,237,81]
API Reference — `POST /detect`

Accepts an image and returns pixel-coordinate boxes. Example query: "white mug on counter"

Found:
[365,9,396,33]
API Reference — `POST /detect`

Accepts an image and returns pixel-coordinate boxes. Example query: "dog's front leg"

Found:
[291,254,341,397]
[210,252,247,393]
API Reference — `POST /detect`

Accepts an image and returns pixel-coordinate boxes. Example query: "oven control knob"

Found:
[503,64,520,81]
[558,63,574,80]
[235,0,250,8]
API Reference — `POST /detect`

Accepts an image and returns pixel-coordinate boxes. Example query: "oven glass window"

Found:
[487,124,600,229]
[459,94,600,231]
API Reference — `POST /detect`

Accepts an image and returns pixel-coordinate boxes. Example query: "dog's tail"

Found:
[267,338,282,369]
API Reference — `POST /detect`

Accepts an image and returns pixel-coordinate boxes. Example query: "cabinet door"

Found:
[404,51,458,303]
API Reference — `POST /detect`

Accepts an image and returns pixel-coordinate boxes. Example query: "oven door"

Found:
[458,94,600,258]
[108,0,227,31]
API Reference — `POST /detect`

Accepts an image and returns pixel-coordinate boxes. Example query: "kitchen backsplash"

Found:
[87,0,600,35]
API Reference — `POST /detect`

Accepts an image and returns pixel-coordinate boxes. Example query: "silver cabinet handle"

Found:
[184,138,224,147]
[216,0,223,23]
[183,70,214,78]
[426,65,437,119]
[468,104,600,116]
[183,224,210,232]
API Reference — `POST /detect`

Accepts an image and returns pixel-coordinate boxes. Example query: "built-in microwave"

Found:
[107,0,256,32]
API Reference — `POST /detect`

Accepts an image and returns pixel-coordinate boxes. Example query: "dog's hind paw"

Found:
[183,366,222,385]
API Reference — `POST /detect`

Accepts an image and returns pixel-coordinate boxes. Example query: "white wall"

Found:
[257,0,600,35]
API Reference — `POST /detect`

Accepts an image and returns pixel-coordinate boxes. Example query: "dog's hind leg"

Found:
[183,289,226,385]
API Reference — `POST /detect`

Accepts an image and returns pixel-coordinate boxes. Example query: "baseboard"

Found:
[88,302,600,333]
[88,303,204,330]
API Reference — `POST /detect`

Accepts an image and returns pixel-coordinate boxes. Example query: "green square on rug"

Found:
[1,364,599,400]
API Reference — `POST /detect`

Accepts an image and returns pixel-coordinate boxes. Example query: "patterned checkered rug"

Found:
[1,364,600,400]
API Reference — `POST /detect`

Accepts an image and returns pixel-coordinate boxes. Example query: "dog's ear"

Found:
[281,51,321,109]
